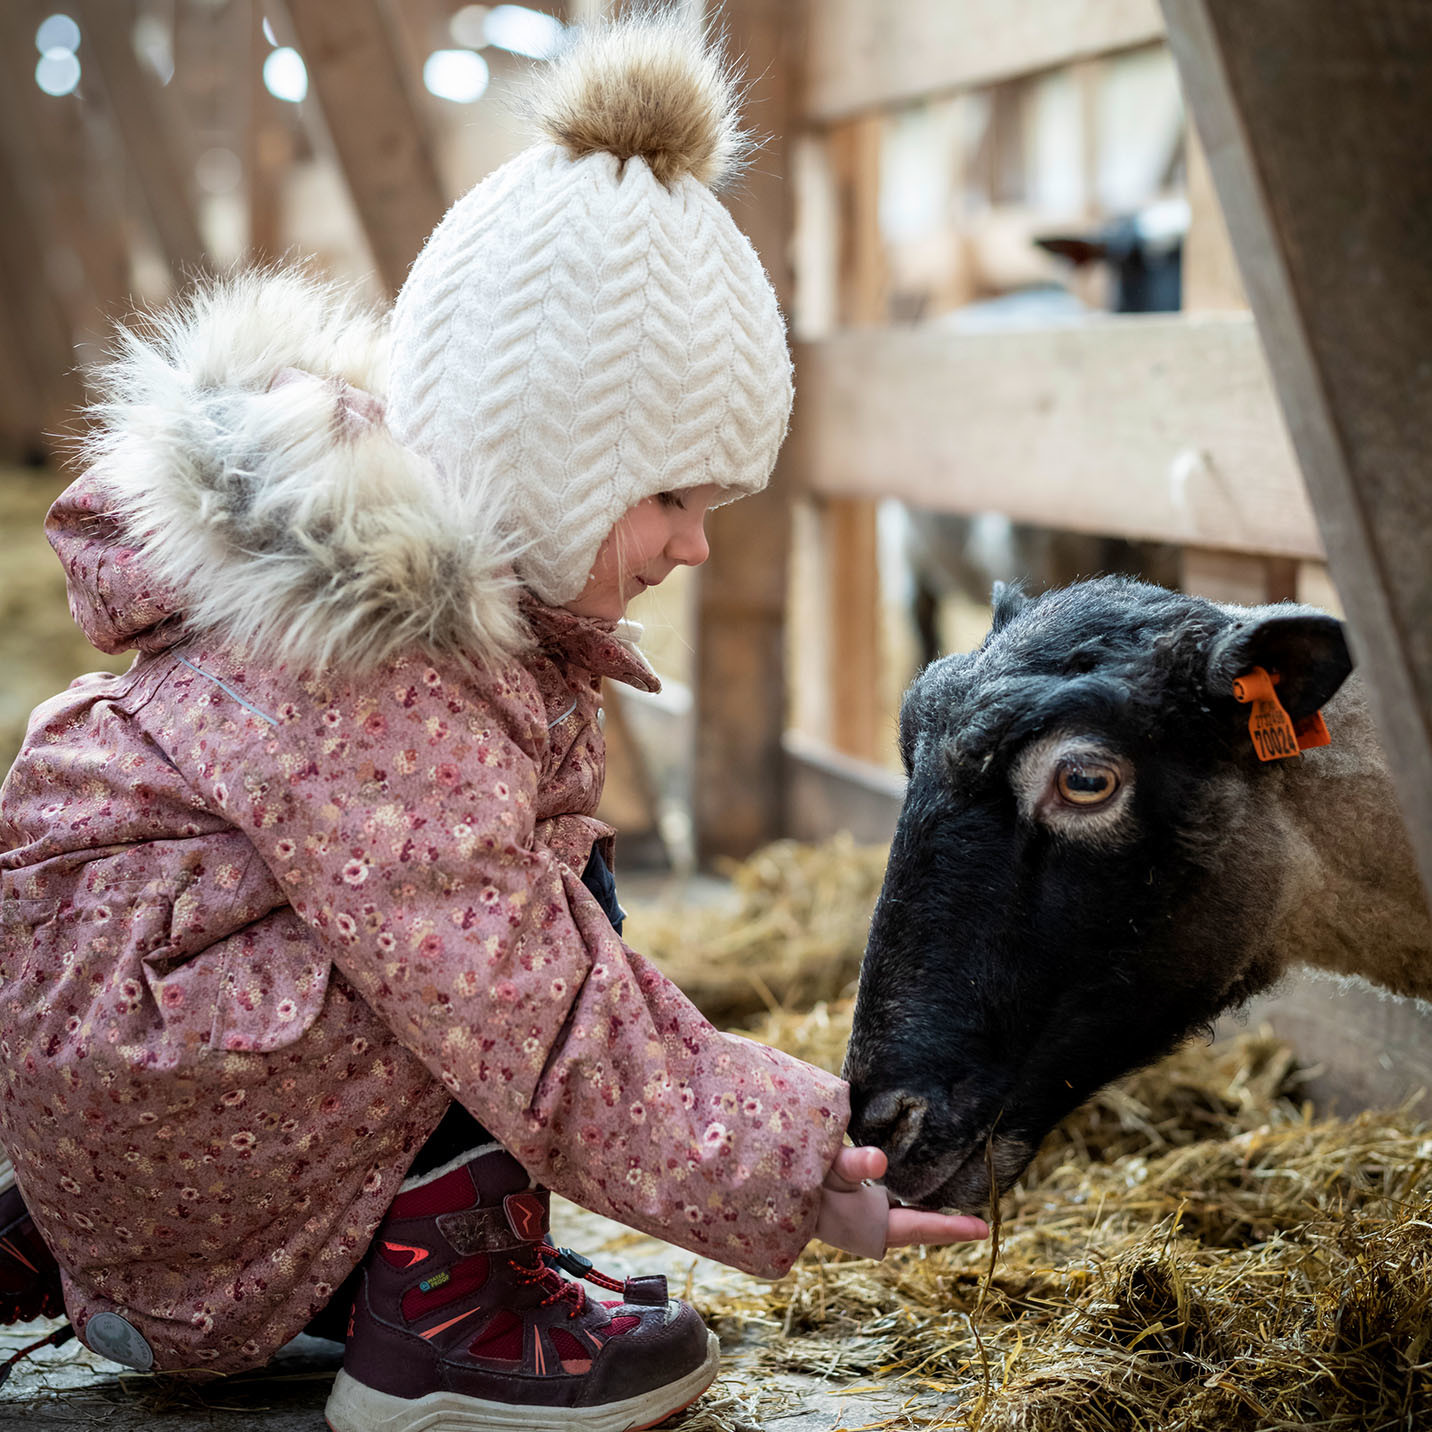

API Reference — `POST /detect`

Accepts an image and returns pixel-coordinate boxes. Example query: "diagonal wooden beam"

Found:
[280,0,447,296]
[77,0,209,280]
[1161,0,1432,901]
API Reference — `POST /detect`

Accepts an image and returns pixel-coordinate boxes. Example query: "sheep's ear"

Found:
[1206,609,1353,719]
[990,580,1030,633]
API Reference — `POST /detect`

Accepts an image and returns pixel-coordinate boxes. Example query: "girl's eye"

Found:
[656,491,685,510]
[1055,761,1120,806]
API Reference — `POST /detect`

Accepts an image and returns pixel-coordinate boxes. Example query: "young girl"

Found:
[0,16,986,1431]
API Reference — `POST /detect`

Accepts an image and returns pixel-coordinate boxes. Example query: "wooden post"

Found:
[79,0,209,280]
[0,111,85,450]
[822,114,886,763]
[1162,0,1432,903]
[1178,120,1302,607]
[281,0,448,297]
[691,0,801,863]
[1181,125,1244,312]
[0,2,131,355]
[0,289,50,462]
[246,0,291,263]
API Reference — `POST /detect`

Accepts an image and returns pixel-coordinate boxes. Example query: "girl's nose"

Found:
[669,517,710,567]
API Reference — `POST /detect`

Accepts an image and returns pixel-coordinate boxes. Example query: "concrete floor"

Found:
[0,1200,955,1432]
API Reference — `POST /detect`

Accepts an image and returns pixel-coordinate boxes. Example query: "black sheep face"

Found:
[844,576,1352,1212]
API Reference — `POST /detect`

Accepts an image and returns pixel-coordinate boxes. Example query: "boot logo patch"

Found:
[504,1192,547,1241]
[382,1241,431,1269]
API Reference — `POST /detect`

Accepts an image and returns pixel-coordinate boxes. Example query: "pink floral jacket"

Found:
[0,272,848,1373]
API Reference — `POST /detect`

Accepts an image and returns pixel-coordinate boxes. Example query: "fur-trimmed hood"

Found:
[51,269,528,672]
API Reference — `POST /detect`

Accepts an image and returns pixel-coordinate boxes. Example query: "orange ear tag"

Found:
[1231,666,1331,761]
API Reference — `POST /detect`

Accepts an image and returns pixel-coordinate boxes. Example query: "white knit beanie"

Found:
[387,12,794,607]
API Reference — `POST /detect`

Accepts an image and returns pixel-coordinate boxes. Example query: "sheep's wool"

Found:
[387,16,793,605]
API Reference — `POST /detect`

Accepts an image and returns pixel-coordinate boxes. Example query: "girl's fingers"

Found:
[885,1209,990,1247]
[826,1145,888,1191]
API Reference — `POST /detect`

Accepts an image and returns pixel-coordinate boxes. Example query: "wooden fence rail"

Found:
[788,314,1319,557]
[804,0,1164,121]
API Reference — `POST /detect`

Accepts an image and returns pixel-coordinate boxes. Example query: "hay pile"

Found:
[624,835,887,1026]
[703,998,1432,1431]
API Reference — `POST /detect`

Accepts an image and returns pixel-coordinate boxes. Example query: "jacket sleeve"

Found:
[166,648,850,1278]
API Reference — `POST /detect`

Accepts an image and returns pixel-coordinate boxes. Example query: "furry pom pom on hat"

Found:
[387,9,793,607]
[528,9,749,189]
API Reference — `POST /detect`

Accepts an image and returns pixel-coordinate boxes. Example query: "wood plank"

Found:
[805,0,1164,123]
[594,682,661,847]
[1178,121,1269,606]
[1161,0,1432,903]
[784,730,904,846]
[1297,560,1343,619]
[788,314,1321,558]
[282,0,447,297]
[824,115,886,763]
[1218,971,1432,1116]
[1182,123,1245,311]
[691,0,800,862]
[1180,548,1297,605]
[246,0,291,264]
[825,497,884,760]
[79,0,209,279]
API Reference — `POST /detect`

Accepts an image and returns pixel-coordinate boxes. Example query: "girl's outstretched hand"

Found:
[814,1145,990,1260]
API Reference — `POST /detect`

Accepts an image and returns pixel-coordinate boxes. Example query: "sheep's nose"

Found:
[848,1086,930,1162]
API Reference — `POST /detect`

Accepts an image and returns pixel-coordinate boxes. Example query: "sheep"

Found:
[842,575,1432,1212]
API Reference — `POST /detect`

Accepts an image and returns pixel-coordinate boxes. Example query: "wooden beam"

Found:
[246,0,291,264]
[1181,124,1245,312]
[1178,115,1278,606]
[1161,0,1432,903]
[1180,548,1298,606]
[0,287,50,462]
[281,0,447,297]
[79,0,209,280]
[0,2,131,355]
[784,730,904,846]
[691,0,800,863]
[805,0,1163,123]
[788,315,1321,558]
[0,110,84,449]
[823,114,886,764]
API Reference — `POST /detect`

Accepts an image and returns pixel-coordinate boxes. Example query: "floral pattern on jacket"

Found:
[0,464,849,1375]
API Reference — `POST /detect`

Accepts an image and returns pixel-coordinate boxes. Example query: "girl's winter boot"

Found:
[324,1145,719,1432]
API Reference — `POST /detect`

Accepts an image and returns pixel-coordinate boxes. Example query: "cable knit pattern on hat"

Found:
[388,14,794,606]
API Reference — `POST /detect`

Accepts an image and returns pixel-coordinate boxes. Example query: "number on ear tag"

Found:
[1231,666,1332,762]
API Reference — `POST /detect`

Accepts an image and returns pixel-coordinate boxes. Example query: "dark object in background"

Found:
[1036,197,1187,315]
[904,200,1188,668]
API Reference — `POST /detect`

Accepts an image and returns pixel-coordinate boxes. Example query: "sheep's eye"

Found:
[1055,760,1120,806]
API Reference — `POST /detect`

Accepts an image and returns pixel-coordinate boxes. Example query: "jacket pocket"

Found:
[142,905,331,1055]
[207,907,332,1054]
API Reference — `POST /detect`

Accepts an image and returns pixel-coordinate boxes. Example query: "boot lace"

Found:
[510,1242,629,1319]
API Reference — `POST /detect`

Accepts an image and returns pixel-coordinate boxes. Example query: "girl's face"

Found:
[563,484,719,620]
